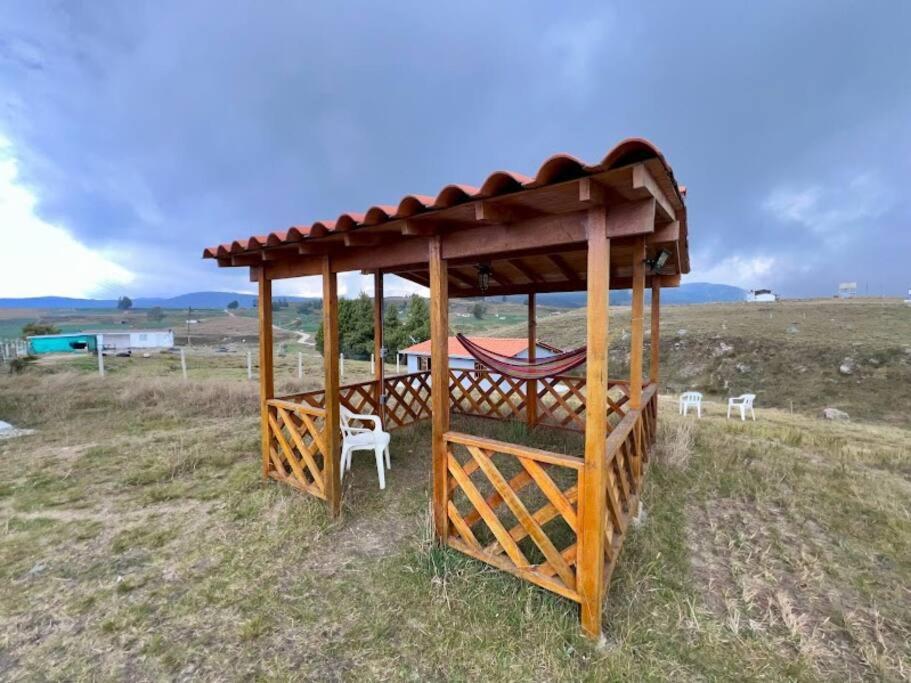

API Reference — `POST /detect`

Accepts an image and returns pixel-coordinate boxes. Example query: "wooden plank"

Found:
[258,269,274,479]
[447,451,529,568]
[373,270,384,422]
[630,236,646,410]
[577,205,609,639]
[468,445,576,589]
[527,293,537,429]
[448,537,580,603]
[268,466,326,500]
[443,431,583,469]
[322,256,341,516]
[633,164,676,222]
[276,406,325,493]
[429,235,450,542]
[268,412,310,489]
[518,457,578,531]
[487,485,579,555]
[261,196,659,281]
[650,279,660,383]
[447,500,481,549]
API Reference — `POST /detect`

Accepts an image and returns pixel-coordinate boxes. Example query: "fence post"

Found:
[97,349,105,377]
[247,350,253,380]
[180,347,188,380]
[396,353,400,374]
[370,353,375,374]
[298,351,303,379]
[340,353,344,377]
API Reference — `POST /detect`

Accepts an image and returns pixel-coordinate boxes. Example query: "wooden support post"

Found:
[180,347,188,380]
[650,279,661,384]
[298,351,303,379]
[429,236,450,542]
[578,207,609,639]
[321,256,341,516]
[373,270,385,420]
[526,293,538,429]
[630,237,646,410]
[257,270,274,479]
[340,353,344,377]
[246,350,253,380]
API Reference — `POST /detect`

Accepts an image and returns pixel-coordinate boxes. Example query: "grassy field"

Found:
[1,298,909,679]
[490,298,911,426]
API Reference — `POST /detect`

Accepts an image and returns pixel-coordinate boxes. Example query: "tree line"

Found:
[315,293,429,361]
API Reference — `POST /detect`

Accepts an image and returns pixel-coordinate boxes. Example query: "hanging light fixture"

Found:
[476,262,492,295]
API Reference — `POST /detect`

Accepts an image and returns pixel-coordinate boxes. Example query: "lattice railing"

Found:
[602,384,658,585]
[265,398,330,500]
[449,368,528,422]
[444,431,584,602]
[281,378,379,416]
[384,371,431,429]
[534,375,640,433]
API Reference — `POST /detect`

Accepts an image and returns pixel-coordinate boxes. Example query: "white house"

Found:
[838,282,857,299]
[399,336,561,375]
[746,289,778,303]
[89,329,175,352]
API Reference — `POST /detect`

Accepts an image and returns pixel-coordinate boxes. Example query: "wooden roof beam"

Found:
[263,203,656,280]
[473,201,535,225]
[548,254,583,287]
[507,258,544,284]
[449,268,477,289]
[633,165,676,223]
[344,231,385,247]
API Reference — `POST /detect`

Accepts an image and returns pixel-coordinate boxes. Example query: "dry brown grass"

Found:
[0,370,909,680]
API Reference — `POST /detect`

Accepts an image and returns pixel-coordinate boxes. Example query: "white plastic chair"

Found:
[678,391,703,418]
[340,406,392,489]
[727,394,756,421]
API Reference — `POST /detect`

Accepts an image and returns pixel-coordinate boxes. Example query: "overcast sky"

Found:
[1,2,908,300]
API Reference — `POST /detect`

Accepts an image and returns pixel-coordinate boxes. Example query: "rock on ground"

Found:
[821,407,850,421]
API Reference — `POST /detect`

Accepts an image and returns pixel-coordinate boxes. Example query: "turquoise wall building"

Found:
[27,333,97,354]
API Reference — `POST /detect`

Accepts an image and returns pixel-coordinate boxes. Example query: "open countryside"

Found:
[1,296,909,679]
[2,3,910,680]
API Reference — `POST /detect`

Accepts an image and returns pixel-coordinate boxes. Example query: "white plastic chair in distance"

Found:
[678,391,703,418]
[340,406,392,489]
[727,394,756,421]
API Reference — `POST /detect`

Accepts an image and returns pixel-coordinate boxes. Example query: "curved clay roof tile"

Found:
[396,195,432,217]
[530,154,587,187]
[432,184,478,209]
[478,171,530,197]
[203,138,678,258]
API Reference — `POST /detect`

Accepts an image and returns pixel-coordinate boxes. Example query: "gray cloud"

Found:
[1,1,909,297]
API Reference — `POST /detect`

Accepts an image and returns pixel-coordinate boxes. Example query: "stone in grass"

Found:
[839,358,855,376]
[822,407,849,421]
[0,420,35,439]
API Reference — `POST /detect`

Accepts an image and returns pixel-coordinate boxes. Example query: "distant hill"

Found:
[502,283,746,308]
[0,283,746,310]
[0,291,319,310]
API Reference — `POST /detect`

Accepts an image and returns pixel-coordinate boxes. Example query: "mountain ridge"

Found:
[0,283,747,310]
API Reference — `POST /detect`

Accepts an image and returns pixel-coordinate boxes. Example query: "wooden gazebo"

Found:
[203,138,689,638]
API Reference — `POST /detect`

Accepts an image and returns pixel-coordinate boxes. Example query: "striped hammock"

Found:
[455,333,587,380]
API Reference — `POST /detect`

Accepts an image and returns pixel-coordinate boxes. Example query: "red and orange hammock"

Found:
[455,333,587,380]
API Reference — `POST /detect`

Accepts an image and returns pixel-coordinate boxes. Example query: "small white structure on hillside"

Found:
[89,329,175,352]
[746,289,778,303]
[399,336,560,374]
[838,282,857,299]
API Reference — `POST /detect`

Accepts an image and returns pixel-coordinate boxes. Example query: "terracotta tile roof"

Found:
[400,336,552,358]
[202,137,682,259]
